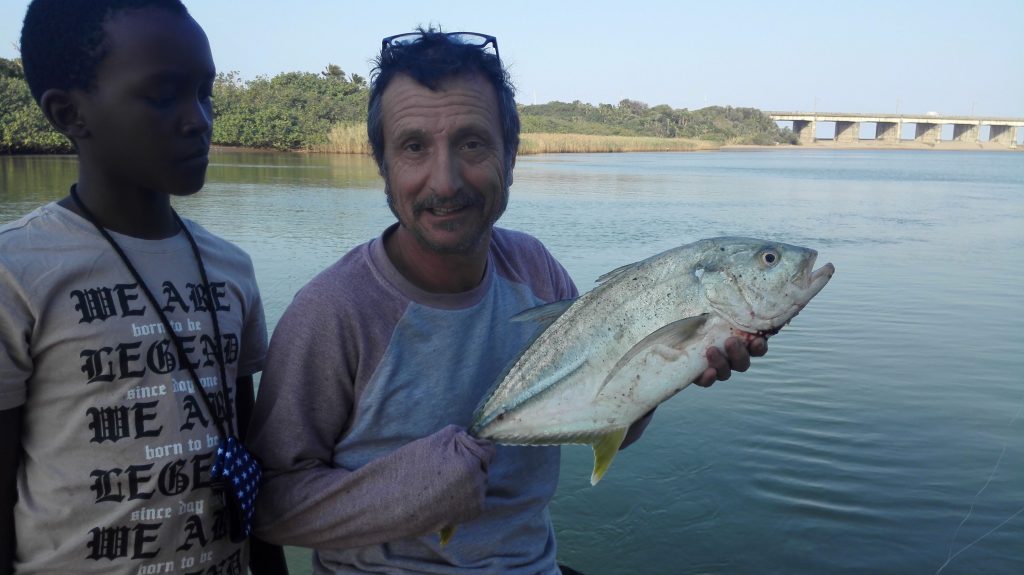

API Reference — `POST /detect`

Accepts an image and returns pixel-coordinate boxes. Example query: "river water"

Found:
[2,149,1021,574]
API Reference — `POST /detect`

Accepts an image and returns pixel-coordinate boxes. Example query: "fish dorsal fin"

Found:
[595,260,644,284]
[590,427,629,485]
[596,314,709,397]
[510,298,576,328]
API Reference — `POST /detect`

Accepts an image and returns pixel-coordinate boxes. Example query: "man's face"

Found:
[76,7,215,196]
[381,72,510,255]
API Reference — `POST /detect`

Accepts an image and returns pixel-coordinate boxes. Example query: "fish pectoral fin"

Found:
[439,525,455,547]
[632,314,709,354]
[596,314,709,398]
[590,427,629,485]
[510,298,577,327]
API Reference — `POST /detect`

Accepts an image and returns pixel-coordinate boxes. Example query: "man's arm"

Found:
[0,406,23,575]
[246,295,493,549]
[234,376,288,575]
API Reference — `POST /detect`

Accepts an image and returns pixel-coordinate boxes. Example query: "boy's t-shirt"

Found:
[0,203,267,574]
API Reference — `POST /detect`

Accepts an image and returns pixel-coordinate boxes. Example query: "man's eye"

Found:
[462,139,484,151]
[404,142,423,153]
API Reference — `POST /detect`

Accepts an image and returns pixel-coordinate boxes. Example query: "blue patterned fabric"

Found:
[211,436,262,540]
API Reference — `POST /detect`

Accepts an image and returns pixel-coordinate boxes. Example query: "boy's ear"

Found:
[39,89,89,139]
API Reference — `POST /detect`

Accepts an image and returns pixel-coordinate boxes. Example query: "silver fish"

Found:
[471,237,835,485]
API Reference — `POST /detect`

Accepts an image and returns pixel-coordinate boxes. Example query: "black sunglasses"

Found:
[381,31,500,62]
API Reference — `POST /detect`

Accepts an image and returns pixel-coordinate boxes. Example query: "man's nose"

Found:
[426,147,462,194]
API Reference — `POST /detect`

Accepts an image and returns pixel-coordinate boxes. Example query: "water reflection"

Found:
[1,149,1022,574]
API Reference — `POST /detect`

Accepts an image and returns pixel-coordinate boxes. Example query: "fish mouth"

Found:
[735,253,834,338]
[804,255,835,297]
[759,256,834,336]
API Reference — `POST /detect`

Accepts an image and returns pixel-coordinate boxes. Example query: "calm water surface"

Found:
[2,149,1022,574]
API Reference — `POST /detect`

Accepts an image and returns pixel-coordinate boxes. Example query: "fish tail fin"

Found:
[590,427,628,485]
[439,525,456,547]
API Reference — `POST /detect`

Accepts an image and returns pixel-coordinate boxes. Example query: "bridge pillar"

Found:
[952,124,979,143]
[989,124,1016,147]
[835,121,859,143]
[875,122,900,142]
[793,120,816,144]
[914,122,941,145]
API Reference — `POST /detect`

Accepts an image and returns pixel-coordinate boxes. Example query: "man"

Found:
[0,1,285,573]
[248,29,764,574]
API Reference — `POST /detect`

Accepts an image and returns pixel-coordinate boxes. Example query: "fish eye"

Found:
[760,250,780,267]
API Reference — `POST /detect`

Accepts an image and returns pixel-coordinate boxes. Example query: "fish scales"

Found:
[477,248,695,434]
[471,237,834,485]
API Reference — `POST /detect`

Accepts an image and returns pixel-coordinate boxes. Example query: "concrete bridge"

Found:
[769,112,1024,148]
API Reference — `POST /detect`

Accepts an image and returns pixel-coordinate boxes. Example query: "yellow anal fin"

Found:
[590,427,628,485]
[439,525,455,547]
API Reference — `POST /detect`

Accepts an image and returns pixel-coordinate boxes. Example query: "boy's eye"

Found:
[146,94,175,107]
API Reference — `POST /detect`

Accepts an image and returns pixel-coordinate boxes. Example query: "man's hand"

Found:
[392,425,495,534]
[625,336,767,449]
[695,336,768,388]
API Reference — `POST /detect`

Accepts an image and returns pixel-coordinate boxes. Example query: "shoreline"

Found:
[8,139,1021,159]
[722,140,1022,153]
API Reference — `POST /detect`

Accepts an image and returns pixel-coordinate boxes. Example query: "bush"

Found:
[212,69,368,150]
[0,58,73,154]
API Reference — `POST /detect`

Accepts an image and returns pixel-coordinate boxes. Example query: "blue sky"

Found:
[2,0,1021,117]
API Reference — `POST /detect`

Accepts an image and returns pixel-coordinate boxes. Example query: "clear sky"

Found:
[2,0,1021,117]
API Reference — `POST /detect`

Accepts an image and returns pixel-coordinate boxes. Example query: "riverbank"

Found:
[306,127,723,155]
[519,133,718,154]
[300,130,1023,155]
[722,140,1022,152]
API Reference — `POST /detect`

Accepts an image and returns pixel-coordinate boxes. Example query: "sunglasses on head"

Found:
[381,31,500,62]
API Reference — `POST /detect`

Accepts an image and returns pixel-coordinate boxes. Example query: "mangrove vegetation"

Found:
[1,57,796,154]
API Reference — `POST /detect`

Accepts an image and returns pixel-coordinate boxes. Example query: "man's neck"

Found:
[61,171,179,240]
[384,226,490,294]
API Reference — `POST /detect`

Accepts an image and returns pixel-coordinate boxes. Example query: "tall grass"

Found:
[313,123,372,154]
[518,133,719,154]
[309,123,721,155]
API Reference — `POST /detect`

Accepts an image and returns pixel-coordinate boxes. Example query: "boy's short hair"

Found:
[20,0,189,103]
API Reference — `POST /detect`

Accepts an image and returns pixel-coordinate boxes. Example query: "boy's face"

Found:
[76,7,215,197]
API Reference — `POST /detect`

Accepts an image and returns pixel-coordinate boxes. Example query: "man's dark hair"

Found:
[20,0,188,104]
[367,27,520,180]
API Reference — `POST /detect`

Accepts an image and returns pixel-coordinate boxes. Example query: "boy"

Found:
[1,1,285,573]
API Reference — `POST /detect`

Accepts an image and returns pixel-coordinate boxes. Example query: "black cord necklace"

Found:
[70,184,263,543]
[69,184,234,438]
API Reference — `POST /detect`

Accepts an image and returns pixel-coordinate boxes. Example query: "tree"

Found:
[0,74,72,153]
[322,64,345,81]
[0,56,23,79]
[210,67,369,150]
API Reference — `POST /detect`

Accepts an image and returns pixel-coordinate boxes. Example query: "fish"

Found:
[471,237,835,485]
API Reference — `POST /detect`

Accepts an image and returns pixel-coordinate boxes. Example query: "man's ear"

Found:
[39,88,89,139]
